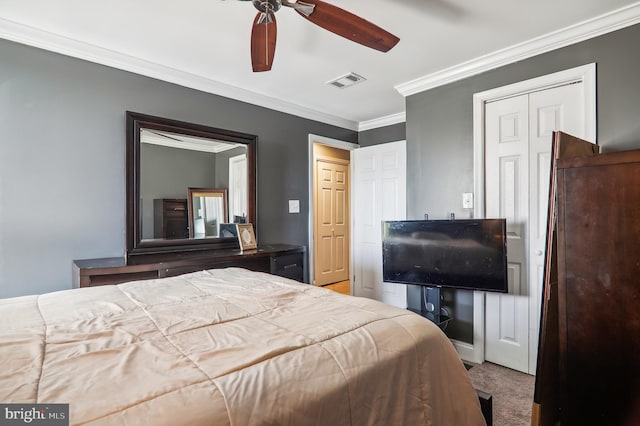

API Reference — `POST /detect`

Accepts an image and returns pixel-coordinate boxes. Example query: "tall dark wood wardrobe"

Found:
[534,132,640,425]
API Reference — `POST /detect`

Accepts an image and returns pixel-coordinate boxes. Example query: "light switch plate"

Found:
[462,193,474,209]
[288,199,300,213]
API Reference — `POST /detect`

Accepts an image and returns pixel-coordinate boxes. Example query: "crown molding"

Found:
[358,112,406,131]
[396,2,640,97]
[0,17,359,131]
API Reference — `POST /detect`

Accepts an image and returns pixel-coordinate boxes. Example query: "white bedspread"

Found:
[0,268,485,425]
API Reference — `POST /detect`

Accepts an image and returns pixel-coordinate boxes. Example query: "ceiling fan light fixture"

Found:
[327,72,366,89]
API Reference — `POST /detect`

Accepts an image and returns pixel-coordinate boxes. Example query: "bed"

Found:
[0,268,485,425]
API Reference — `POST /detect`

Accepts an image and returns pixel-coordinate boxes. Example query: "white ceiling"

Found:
[1,0,639,130]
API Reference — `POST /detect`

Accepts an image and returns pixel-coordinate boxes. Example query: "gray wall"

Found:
[0,38,357,298]
[406,23,640,342]
[359,122,406,147]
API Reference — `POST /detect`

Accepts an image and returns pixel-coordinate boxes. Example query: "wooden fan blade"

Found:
[295,0,399,52]
[251,12,277,72]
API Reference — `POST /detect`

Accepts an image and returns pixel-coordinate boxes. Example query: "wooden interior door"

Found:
[313,155,350,286]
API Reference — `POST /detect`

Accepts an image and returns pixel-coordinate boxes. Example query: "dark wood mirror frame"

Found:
[126,111,257,262]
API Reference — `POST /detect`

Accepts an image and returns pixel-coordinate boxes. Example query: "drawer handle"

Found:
[283,264,297,269]
[172,207,185,211]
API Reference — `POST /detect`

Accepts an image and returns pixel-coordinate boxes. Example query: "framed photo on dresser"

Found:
[236,223,257,251]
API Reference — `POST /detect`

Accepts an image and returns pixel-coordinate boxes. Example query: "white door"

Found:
[485,93,530,373]
[485,82,585,373]
[229,154,247,221]
[352,141,406,308]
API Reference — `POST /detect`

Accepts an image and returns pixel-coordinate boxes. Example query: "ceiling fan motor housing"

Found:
[252,0,281,13]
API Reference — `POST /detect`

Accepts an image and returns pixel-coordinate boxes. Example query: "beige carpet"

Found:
[467,362,535,426]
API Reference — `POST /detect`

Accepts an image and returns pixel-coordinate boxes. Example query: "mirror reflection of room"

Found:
[139,128,248,241]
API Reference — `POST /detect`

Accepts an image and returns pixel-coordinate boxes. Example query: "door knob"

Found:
[535,250,543,256]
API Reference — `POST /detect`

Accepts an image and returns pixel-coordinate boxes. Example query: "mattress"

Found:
[0,268,485,425]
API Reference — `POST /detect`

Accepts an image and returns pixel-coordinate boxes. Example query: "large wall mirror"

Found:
[126,111,257,260]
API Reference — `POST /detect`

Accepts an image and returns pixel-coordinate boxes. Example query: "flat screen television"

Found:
[382,219,508,293]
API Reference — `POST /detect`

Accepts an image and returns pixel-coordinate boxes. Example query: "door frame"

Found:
[464,63,597,365]
[307,134,359,287]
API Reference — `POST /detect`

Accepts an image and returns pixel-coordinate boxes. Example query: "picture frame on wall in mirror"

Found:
[236,223,257,251]
[219,223,238,238]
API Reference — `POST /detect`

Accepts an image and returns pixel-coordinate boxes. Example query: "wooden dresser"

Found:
[153,198,189,239]
[535,141,640,426]
[73,244,306,288]
[554,149,640,425]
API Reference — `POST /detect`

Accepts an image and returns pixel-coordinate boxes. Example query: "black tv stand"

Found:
[409,286,453,328]
[408,307,452,327]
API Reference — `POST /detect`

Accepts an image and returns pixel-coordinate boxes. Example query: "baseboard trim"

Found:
[451,338,480,363]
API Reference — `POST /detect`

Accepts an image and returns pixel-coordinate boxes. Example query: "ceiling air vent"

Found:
[327,72,366,89]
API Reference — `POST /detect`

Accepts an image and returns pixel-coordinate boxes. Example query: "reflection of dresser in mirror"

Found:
[153,198,189,239]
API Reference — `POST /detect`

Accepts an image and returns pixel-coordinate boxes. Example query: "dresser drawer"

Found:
[163,258,270,277]
[270,253,304,282]
[165,207,187,218]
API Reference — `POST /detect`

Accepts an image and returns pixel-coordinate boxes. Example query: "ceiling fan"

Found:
[240,0,400,72]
